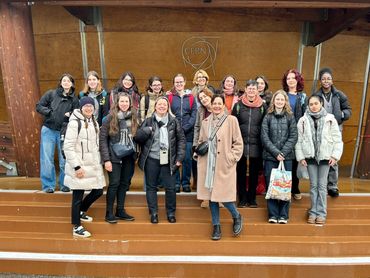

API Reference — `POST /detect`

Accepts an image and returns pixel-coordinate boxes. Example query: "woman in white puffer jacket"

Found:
[64,97,106,238]
[295,95,343,225]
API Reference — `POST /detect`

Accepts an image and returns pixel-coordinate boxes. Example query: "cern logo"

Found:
[182,36,219,75]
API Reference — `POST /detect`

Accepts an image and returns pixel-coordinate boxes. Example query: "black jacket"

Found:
[99,114,136,163]
[261,111,298,161]
[36,87,79,131]
[232,101,267,158]
[291,91,307,122]
[314,86,352,125]
[134,114,186,174]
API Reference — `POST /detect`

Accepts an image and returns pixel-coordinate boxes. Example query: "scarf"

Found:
[306,108,327,162]
[223,87,234,96]
[154,113,169,150]
[241,94,263,108]
[204,113,226,191]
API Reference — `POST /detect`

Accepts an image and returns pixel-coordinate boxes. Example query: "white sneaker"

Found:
[268,218,278,223]
[278,218,288,224]
[73,225,91,238]
[80,212,93,222]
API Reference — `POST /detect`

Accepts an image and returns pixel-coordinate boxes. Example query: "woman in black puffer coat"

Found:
[261,90,298,224]
[134,96,186,224]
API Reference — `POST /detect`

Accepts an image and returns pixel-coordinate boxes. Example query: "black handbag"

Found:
[111,131,135,158]
[195,114,227,156]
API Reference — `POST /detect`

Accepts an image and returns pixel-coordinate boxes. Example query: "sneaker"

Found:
[238,201,248,208]
[268,217,278,223]
[45,188,54,193]
[115,210,135,221]
[73,225,91,238]
[315,217,326,224]
[292,193,302,200]
[60,187,70,192]
[182,187,191,193]
[278,218,288,224]
[328,188,339,197]
[176,186,181,193]
[80,212,93,222]
[307,215,316,224]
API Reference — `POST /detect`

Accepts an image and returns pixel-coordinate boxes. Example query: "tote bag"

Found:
[265,161,292,201]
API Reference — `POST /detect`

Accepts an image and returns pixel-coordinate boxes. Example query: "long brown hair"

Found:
[267,90,293,115]
[82,71,103,94]
[109,93,138,136]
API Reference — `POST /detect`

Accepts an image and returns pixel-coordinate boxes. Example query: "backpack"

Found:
[144,94,150,117]
[60,119,82,159]
[168,93,194,109]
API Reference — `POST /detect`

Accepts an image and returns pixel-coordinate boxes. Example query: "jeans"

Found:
[145,157,176,216]
[327,164,338,191]
[175,142,192,189]
[307,161,330,218]
[71,189,103,226]
[236,156,262,204]
[209,201,240,225]
[106,157,135,216]
[264,160,292,220]
[291,159,300,194]
[40,126,66,191]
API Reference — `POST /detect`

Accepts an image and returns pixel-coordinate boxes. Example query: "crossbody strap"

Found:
[208,114,227,141]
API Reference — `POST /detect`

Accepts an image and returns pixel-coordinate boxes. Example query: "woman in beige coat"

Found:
[64,97,106,238]
[196,95,244,240]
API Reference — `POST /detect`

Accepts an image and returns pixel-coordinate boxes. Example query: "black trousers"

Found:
[144,157,176,216]
[71,189,103,226]
[106,157,135,216]
[236,156,262,203]
[291,159,300,194]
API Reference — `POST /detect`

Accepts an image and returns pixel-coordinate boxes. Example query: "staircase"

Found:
[0,190,369,277]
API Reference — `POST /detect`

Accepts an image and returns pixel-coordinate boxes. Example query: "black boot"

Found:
[116,209,135,221]
[211,225,221,240]
[233,213,243,236]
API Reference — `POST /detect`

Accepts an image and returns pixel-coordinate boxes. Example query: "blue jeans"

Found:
[175,141,192,189]
[209,201,240,225]
[264,160,292,220]
[307,161,330,219]
[40,126,66,191]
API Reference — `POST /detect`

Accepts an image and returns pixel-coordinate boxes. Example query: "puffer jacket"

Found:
[134,114,186,174]
[63,109,106,190]
[99,114,136,163]
[261,111,298,161]
[295,112,343,162]
[232,101,267,158]
[36,87,79,131]
[314,86,352,125]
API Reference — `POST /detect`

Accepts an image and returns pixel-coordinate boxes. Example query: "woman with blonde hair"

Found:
[191,69,215,100]
[261,90,298,224]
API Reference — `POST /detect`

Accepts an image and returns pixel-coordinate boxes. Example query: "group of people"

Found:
[36,67,351,240]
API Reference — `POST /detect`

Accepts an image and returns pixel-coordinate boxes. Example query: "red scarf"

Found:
[241,95,263,108]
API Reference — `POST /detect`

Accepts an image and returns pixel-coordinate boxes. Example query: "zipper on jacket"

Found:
[246,107,252,158]
[81,142,84,160]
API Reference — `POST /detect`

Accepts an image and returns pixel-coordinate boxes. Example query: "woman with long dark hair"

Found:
[111,71,141,110]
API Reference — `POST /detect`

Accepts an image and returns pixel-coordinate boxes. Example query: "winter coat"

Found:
[134,114,186,175]
[295,113,343,162]
[36,87,79,131]
[231,100,267,158]
[63,109,106,190]
[290,91,307,122]
[197,115,243,202]
[99,114,136,164]
[261,111,298,161]
[79,90,110,126]
[168,92,197,142]
[260,91,273,107]
[314,86,352,125]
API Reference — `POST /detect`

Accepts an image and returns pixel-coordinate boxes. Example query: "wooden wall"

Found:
[0,5,368,171]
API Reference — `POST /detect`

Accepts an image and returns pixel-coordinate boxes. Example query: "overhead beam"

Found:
[11,0,370,9]
[303,8,370,46]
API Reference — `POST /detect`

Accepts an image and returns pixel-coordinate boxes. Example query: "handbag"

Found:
[265,161,292,201]
[111,131,135,158]
[195,114,227,156]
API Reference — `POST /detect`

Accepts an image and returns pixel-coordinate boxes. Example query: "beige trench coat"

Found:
[197,114,243,202]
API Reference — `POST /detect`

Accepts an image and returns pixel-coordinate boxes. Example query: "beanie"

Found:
[79,96,95,109]
[319,67,333,80]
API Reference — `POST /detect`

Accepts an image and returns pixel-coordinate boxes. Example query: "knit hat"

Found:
[79,96,95,109]
[319,67,333,80]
